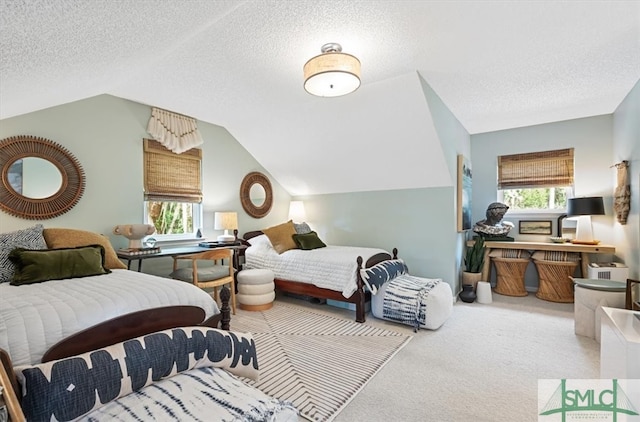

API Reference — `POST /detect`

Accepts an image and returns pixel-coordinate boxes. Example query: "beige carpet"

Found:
[230,301,412,422]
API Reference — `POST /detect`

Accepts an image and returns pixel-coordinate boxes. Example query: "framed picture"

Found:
[457,155,472,232]
[519,220,552,235]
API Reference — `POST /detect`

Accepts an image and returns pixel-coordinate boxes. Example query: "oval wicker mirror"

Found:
[0,135,85,220]
[240,171,273,218]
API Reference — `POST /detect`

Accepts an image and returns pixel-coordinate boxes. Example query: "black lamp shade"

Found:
[567,196,605,216]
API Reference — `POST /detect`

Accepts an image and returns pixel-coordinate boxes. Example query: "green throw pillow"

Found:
[9,245,111,285]
[292,231,326,250]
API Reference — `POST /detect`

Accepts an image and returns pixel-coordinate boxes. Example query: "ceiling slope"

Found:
[1,1,638,196]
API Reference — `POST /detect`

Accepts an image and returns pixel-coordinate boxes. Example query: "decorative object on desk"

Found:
[462,237,485,290]
[459,284,477,303]
[549,237,569,243]
[476,281,493,304]
[613,160,630,225]
[144,237,157,248]
[457,154,472,232]
[118,247,161,256]
[214,212,238,242]
[288,200,306,223]
[113,224,156,249]
[518,220,552,235]
[473,202,514,240]
[567,196,604,244]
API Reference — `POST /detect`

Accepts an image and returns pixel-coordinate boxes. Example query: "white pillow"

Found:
[247,234,273,249]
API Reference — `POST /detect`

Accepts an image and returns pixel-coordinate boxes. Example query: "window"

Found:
[143,139,202,240]
[497,148,574,212]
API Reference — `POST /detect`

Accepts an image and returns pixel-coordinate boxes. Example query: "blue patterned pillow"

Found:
[0,224,47,283]
[14,327,259,421]
[360,259,408,295]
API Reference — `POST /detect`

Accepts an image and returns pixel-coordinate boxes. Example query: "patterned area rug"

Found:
[230,302,412,422]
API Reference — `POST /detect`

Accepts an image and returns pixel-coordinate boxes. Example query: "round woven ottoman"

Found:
[237,269,275,311]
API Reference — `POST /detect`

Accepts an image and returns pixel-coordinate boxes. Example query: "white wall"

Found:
[471,115,619,289]
[612,79,640,278]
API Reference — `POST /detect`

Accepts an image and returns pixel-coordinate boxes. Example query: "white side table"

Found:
[599,306,640,379]
[573,278,626,342]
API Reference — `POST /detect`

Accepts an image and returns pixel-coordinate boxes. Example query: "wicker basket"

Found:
[533,259,578,303]
[492,257,530,297]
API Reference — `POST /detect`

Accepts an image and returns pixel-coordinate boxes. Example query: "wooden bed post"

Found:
[220,286,231,331]
[355,256,366,323]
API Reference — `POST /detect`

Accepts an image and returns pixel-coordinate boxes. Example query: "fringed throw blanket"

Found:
[383,274,441,332]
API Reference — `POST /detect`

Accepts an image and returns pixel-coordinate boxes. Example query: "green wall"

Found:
[0,95,292,263]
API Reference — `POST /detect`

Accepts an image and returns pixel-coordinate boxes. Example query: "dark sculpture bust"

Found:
[473,202,514,240]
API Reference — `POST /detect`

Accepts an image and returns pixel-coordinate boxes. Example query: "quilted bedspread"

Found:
[0,269,219,366]
[245,243,388,297]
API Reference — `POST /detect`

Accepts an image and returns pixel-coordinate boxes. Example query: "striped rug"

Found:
[230,302,412,422]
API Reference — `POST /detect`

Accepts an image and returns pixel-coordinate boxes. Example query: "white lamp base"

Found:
[574,215,595,242]
[217,230,235,243]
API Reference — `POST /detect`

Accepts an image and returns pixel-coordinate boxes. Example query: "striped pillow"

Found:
[532,251,580,262]
[0,224,47,283]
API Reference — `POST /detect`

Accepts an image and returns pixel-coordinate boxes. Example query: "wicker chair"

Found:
[532,251,580,303]
[489,249,530,297]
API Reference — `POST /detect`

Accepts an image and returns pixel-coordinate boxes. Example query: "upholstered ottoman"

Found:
[237,269,275,311]
[371,278,453,330]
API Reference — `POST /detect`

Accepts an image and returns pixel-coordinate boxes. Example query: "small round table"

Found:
[573,278,626,342]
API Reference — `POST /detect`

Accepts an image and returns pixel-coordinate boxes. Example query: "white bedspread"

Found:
[0,269,219,366]
[245,242,388,298]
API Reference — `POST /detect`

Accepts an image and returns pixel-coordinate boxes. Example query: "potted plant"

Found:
[462,237,485,290]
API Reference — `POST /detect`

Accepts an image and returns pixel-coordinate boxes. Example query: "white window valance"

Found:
[146,107,203,154]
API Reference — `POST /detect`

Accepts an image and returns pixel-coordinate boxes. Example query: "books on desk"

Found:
[118,247,161,256]
[198,241,240,248]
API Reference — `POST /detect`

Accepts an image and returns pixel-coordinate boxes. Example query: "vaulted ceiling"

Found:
[2,1,638,195]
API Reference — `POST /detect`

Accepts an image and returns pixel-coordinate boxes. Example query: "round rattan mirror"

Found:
[0,135,85,219]
[240,171,273,218]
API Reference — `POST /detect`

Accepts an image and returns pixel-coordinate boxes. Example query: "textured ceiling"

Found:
[1,1,639,195]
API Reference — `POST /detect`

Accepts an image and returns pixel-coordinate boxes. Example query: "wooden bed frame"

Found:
[241,230,397,323]
[0,287,232,422]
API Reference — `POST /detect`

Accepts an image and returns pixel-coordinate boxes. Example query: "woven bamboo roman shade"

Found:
[143,139,202,203]
[497,148,574,189]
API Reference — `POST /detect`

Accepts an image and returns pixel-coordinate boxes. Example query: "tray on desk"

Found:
[198,241,240,248]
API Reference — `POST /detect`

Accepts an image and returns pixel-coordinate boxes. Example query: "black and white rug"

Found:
[230,301,412,422]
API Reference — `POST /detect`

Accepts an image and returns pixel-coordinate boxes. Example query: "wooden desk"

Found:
[117,244,247,272]
[467,241,615,281]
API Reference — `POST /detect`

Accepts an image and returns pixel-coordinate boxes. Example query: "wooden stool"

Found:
[493,257,530,297]
[534,260,578,303]
[237,269,275,311]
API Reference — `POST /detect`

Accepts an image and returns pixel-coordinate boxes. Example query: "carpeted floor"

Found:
[231,291,600,422]
[230,301,412,422]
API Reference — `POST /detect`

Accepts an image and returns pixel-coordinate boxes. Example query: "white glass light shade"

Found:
[288,201,307,223]
[214,212,238,242]
[304,49,361,97]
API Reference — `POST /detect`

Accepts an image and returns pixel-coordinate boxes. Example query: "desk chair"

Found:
[626,278,640,311]
[170,248,236,314]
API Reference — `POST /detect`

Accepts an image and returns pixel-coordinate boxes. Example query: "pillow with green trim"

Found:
[292,231,326,250]
[9,245,110,285]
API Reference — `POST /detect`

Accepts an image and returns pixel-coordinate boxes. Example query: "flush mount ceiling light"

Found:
[303,43,361,97]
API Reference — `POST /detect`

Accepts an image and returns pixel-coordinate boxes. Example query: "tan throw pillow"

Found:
[262,220,297,254]
[43,228,127,270]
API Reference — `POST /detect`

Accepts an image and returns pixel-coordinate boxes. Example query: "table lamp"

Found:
[214,211,238,242]
[567,196,605,244]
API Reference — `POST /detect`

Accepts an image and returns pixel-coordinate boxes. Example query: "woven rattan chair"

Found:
[170,248,236,314]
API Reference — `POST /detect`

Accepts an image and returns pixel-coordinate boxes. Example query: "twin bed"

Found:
[0,226,298,421]
[242,230,397,323]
